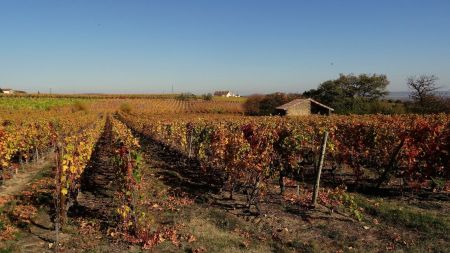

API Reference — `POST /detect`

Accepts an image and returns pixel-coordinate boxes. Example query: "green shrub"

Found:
[176,93,197,101]
[202,93,213,101]
[120,103,132,114]
[71,101,88,112]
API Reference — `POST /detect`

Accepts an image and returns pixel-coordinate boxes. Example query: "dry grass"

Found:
[183,217,271,253]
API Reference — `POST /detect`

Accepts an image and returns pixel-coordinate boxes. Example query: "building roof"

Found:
[276,98,334,111]
[1,88,13,91]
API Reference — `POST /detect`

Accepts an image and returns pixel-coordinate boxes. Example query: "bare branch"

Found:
[407,74,440,103]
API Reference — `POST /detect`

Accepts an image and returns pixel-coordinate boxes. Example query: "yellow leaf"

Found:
[61,188,68,195]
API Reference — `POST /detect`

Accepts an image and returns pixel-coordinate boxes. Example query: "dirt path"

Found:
[0,153,58,253]
[0,153,53,198]
[138,135,222,197]
[74,118,121,230]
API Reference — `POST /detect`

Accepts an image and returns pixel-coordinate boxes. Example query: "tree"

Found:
[258,93,302,115]
[243,94,263,115]
[304,73,389,114]
[243,93,302,116]
[407,74,440,104]
[406,75,450,114]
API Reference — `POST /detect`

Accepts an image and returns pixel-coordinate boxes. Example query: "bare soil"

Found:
[0,153,53,198]
[72,119,121,230]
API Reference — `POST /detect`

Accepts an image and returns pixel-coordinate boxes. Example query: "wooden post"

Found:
[19,152,23,173]
[312,131,328,207]
[188,133,192,158]
[55,143,62,252]
[279,172,285,195]
[35,147,39,161]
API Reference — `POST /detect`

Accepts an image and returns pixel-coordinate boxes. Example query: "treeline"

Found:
[175,92,213,101]
[244,73,450,115]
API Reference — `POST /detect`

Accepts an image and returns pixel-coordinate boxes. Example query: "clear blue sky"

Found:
[1,0,449,94]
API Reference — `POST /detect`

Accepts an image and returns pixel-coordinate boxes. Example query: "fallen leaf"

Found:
[187,234,197,243]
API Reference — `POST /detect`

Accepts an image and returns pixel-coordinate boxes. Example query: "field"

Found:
[0,97,88,110]
[0,97,449,253]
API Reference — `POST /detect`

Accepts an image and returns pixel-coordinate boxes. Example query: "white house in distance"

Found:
[0,88,26,94]
[213,90,240,97]
[0,88,14,94]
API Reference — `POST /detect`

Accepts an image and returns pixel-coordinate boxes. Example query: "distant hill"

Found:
[386,91,450,101]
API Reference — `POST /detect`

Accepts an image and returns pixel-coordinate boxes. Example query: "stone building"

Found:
[276,98,334,116]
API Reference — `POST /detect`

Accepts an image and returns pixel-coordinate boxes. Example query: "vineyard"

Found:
[0,98,449,252]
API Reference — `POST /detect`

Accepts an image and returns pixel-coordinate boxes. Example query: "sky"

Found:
[0,0,449,94]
